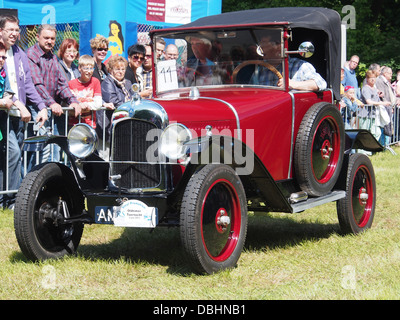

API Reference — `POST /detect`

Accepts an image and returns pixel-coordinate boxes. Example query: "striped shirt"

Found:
[27,43,78,107]
[142,68,152,89]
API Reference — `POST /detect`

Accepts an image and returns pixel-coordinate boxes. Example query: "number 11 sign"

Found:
[157,60,179,92]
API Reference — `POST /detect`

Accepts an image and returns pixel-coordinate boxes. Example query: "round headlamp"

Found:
[159,123,192,160]
[68,123,98,158]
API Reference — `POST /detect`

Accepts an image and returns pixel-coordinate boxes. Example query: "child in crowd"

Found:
[68,55,102,128]
[341,86,359,129]
[341,85,364,129]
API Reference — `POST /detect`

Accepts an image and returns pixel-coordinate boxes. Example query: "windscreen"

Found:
[153,28,285,93]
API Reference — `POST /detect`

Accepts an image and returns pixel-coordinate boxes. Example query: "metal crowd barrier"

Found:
[1,106,108,197]
[341,104,400,149]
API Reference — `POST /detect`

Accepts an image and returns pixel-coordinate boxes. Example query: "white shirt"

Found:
[6,47,18,99]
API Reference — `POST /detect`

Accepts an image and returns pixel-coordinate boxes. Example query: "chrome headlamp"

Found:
[159,123,192,160]
[68,123,98,158]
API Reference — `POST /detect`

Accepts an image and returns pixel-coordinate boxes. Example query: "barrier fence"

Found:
[1,103,400,198]
[341,104,400,149]
[0,106,109,199]
[0,20,167,202]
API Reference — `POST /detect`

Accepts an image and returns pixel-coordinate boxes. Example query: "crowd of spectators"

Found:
[340,54,400,147]
[0,15,163,210]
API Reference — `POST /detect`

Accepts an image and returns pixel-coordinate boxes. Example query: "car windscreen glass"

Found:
[153,27,284,93]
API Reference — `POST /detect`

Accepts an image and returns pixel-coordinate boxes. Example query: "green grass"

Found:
[1,148,400,300]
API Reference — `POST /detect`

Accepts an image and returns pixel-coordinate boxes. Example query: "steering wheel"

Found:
[232,60,283,84]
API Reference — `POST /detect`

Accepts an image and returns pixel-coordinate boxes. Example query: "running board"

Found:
[290,190,346,213]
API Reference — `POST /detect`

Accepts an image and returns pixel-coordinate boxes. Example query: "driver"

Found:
[252,36,327,92]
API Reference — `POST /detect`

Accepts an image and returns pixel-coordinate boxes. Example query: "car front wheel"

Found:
[180,164,248,274]
[14,163,84,261]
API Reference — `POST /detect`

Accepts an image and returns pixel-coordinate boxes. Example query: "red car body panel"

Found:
[157,87,333,181]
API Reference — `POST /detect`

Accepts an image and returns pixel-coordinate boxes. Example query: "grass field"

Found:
[1,148,400,300]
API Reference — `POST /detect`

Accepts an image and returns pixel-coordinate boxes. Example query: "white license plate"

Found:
[95,200,158,228]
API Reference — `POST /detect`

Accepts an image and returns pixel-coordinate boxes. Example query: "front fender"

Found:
[22,135,87,186]
[345,129,384,153]
[184,135,253,174]
[181,134,293,213]
[22,135,69,153]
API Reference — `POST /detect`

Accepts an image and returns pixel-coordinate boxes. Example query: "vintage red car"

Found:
[14,7,382,274]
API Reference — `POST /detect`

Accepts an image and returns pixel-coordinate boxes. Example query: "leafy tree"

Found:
[222,0,400,81]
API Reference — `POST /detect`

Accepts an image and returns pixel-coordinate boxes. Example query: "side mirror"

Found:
[285,41,315,58]
[298,42,314,58]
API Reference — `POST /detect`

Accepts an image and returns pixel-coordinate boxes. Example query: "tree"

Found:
[222,0,400,79]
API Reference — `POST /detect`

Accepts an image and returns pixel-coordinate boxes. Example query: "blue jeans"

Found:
[26,107,66,170]
[379,127,392,147]
[0,114,22,207]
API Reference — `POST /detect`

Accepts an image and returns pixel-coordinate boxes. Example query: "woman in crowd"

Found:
[97,55,133,160]
[125,44,145,85]
[58,38,80,81]
[90,35,109,83]
[361,70,391,142]
[124,44,152,98]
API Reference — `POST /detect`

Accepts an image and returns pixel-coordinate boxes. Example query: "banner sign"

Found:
[146,0,192,24]
[2,0,219,26]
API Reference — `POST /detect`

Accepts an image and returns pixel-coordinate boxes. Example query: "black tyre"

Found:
[180,164,248,274]
[337,153,376,234]
[294,103,345,196]
[14,163,84,261]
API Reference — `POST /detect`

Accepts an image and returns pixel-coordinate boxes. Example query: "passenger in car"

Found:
[185,36,222,86]
[252,36,327,92]
[282,58,327,91]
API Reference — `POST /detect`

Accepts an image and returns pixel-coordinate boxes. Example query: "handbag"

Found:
[378,105,391,127]
[384,123,393,136]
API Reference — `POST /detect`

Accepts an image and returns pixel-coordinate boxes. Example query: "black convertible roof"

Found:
[177,7,340,31]
[156,7,342,99]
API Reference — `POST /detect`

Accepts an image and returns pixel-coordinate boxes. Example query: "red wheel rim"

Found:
[201,179,241,262]
[351,165,373,228]
[311,115,341,184]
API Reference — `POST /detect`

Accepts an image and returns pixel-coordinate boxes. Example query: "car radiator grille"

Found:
[111,119,161,189]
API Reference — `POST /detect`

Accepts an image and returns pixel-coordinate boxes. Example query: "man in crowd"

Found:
[376,66,399,146]
[342,55,360,97]
[155,37,165,60]
[0,15,46,209]
[141,44,153,94]
[165,44,179,61]
[27,24,83,165]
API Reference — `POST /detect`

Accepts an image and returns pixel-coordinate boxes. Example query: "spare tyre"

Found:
[294,102,345,197]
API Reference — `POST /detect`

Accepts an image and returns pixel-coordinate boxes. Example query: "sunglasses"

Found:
[0,56,7,61]
[97,48,108,52]
[132,55,144,61]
